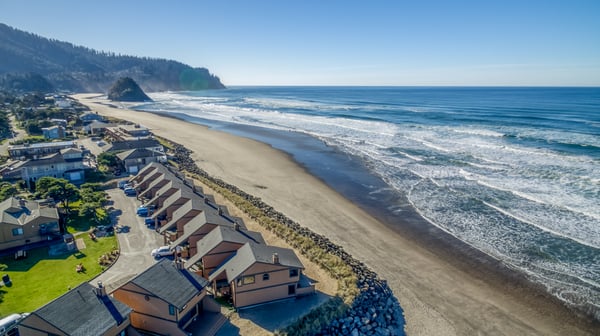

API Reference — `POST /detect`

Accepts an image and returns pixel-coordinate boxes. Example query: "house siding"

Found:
[231,263,301,308]
[113,282,206,336]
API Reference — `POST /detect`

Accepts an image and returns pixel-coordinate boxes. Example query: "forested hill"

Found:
[0,23,225,92]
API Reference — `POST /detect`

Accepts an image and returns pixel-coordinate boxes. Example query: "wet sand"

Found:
[74,93,598,335]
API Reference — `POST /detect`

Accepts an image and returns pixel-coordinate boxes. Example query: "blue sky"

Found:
[1,0,599,86]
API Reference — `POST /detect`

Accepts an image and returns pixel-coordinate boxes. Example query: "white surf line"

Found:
[482,201,599,250]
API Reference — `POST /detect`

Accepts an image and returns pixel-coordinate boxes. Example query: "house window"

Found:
[168,304,176,315]
[12,228,24,236]
[239,275,255,285]
[288,284,296,295]
[289,269,298,277]
[262,273,269,281]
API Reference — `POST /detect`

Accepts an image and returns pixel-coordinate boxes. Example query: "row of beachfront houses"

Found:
[16,162,314,336]
[131,162,315,308]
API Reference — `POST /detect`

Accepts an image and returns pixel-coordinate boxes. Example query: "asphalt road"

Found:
[92,187,164,292]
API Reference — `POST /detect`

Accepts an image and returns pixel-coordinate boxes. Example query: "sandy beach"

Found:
[74,93,597,336]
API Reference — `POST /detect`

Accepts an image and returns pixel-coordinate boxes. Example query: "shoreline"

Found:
[74,94,598,335]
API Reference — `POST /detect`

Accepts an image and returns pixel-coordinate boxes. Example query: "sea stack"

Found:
[107,77,152,102]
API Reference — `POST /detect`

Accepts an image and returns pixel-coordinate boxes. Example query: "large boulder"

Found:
[107,77,151,102]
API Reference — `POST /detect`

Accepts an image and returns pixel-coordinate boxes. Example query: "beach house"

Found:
[208,242,314,308]
[112,258,217,336]
[19,148,85,188]
[18,282,132,336]
[116,148,167,174]
[8,140,76,160]
[0,197,60,251]
[41,125,65,139]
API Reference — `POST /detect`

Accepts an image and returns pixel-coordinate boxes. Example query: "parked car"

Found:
[151,246,172,258]
[144,217,154,225]
[0,313,28,335]
[124,187,136,196]
[118,180,131,189]
[137,206,149,216]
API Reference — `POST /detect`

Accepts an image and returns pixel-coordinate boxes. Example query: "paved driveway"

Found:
[92,187,164,292]
[0,115,27,155]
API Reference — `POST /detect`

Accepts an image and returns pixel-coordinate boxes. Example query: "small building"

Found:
[79,111,105,123]
[116,148,167,175]
[208,242,314,308]
[0,197,60,251]
[54,97,72,109]
[8,140,76,160]
[105,124,150,141]
[84,120,114,135]
[19,148,85,188]
[112,258,214,336]
[42,125,65,139]
[18,282,132,336]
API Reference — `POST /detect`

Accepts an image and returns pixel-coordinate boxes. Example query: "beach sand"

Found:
[74,94,597,335]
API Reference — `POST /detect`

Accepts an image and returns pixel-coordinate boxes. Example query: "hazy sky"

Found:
[1,1,599,86]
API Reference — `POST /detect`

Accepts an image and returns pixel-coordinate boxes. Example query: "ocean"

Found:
[134,86,600,316]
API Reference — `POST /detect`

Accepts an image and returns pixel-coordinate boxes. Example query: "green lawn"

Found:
[0,233,117,315]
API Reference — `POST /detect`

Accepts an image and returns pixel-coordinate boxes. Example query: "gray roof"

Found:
[19,153,66,167]
[187,226,264,266]
[60,147,83,155]
[209,242,304,282]
[25,282,131,336]
[108,139,161,152]
[159,199,234,234]
[9,140,74,150]
[127,259,209,309]
[154,188,195,212]
[0,197,59,226]
[116,148,164,161]
[86,120,111,128]
[163,198,214,226]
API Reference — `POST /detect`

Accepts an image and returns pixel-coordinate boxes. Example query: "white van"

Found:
[0,313,27,335]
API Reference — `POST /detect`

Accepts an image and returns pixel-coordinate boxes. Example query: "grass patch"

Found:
[155,135,175,150]
[0,234,117,315]
[65,201,109,233]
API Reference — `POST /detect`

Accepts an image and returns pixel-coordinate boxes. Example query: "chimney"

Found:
[174,258,185,270]
[272,253,279,264]
[218,207,223,215]
[96,281,107,297]
[19,198,26,208]
[233,221,240,231]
